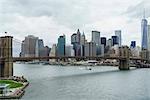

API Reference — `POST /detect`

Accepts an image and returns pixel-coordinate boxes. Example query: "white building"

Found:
[49,44,57,62]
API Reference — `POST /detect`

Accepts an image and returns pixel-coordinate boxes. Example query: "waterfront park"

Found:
[0,80,23,89]
[0,76,29,99]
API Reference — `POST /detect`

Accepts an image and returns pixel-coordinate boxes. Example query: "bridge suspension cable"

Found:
[13,38,23,44]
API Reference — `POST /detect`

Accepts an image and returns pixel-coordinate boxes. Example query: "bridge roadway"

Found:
[0,56,147,62]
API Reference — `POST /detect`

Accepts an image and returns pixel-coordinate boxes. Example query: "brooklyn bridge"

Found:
[0,36,149,78]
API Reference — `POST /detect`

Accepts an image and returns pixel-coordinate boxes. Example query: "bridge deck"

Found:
[0,56,148,62]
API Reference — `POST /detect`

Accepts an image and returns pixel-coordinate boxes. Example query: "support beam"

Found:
[119,46,130,70]
[119,59,130,70]
[0,36,13,77]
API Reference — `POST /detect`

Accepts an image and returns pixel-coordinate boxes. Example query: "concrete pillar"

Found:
[119,59,130,70]
[0,36,13,77]
[119,46,130,70]
[140,49,149,63]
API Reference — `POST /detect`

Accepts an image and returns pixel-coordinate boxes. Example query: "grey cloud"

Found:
[1,0,92,29]
[125,0,150,18]
[1,0,127,30]
[1,0,54,16]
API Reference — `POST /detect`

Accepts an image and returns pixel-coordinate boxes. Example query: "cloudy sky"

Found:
[0,0,150,56]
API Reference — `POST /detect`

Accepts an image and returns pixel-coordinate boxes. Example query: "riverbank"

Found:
[0,76,29,99]
[18,60,119,67]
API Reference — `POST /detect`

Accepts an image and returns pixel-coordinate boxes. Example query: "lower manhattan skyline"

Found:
[0,0,150,46]
[0,0,150,47]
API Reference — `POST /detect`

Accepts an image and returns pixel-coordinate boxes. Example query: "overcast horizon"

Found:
[0,0,150,56]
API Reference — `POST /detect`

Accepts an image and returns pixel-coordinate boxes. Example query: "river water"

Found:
[14,63,150,100]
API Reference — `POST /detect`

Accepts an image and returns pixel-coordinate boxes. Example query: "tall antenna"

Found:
[143,8,146,19]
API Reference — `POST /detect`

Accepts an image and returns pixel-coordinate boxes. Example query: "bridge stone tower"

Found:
[0,36,13,77]
[140,49,149,62]
[119,46,130,70]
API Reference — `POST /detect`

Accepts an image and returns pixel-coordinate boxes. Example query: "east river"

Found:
[14,63,150,100]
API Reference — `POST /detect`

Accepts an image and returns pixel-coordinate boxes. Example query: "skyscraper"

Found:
[100,44,105,56]
[71,33,77,44]
[57,35,66,56]
[84,42,96,57]
[40,46,51,57]
[115,30,122,46]
[21,35,39,57]
[49,44,57,62]
[73,44,82,56]
[141,14,148,50]
[96,45,101,56]
[71,29,82,56]
[101,37,107,47]
[20,35,51,58]
[35,39,44,57]
[65,45,74,56]
[76,29,81,44]
[105,38,112,54]
[147,25,150,51]
[81,32,86,45]
[80,32,86,56]
[112,36,119,46]
[92,31,100,45]
[20,40,25,57]
[49,44,57,57]
[130,41,136,48]
[106,38,112,47]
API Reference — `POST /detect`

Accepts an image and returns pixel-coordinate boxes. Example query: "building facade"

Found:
[147,25,150,51]
[71,29,83,56]
[37,39,44,57]
[141,17,148,50]
[115,30,122,46]
[71,33,77,44]
[20,35,39,57]
[112,36,119,46]
[101,37,107,47]
[76,29,81,44]
[65,45,74,56]
[49,44,57,57]
[92,31,100,45]
[20,35,50,59]
[40,46,50,57]
[81,32,86,45]
[84,42,96,57]
[57,35,66,56]
[49,44,57,62]
[106,38,112,47]
[100,44,105,56]
[130,41,136,48]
